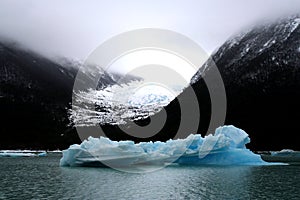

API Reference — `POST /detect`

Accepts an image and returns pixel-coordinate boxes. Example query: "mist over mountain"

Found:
[1,16,300,151]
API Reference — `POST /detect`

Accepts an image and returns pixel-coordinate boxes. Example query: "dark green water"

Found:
[0,153,299,200]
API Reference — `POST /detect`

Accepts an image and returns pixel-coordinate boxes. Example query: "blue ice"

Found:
[60,126,271,167]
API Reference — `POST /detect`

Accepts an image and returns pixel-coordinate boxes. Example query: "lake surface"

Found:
[0,153,299,200]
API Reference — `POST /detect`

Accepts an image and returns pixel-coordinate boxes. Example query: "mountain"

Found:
[0,41,138,149]
[1,15,300,150]
[100,16,300,150]
[0,41,77,149]
[191,16,300,150]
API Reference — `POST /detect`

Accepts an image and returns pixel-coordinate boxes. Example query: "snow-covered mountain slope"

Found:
[96,16,300,150]
[191,15,300,150]
[0,41,139,149]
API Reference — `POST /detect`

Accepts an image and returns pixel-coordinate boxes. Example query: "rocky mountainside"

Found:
[101,16,300,150]
[192,16,300,150]
[0,42,138,149]
[1,15,300,150]
[0,42,78,149]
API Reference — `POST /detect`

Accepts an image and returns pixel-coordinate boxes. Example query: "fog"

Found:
[0,0,300,60]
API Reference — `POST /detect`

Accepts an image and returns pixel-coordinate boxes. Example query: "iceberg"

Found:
[60,125,273,168]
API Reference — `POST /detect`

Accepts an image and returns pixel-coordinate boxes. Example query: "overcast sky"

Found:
[0,0,300,60]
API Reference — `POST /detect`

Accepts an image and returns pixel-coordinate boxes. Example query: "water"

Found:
[0,154,299,200]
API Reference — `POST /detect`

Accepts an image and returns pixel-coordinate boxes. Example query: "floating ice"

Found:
[271,149,296,155]
[0,152,36,157]
[261,149,300,164]
[0,150,47,157]
[60,126,273,168]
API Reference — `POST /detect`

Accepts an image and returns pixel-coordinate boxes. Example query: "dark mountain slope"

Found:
[0,41,79,149]
[101,16,300,151]
[199,16,300,150]
[0,41,141,149]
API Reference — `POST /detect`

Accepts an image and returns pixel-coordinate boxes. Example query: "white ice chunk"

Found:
[0,150,47,157]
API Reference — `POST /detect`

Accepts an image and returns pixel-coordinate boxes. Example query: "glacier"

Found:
[60,126,274,168]
[70,81,178,127]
